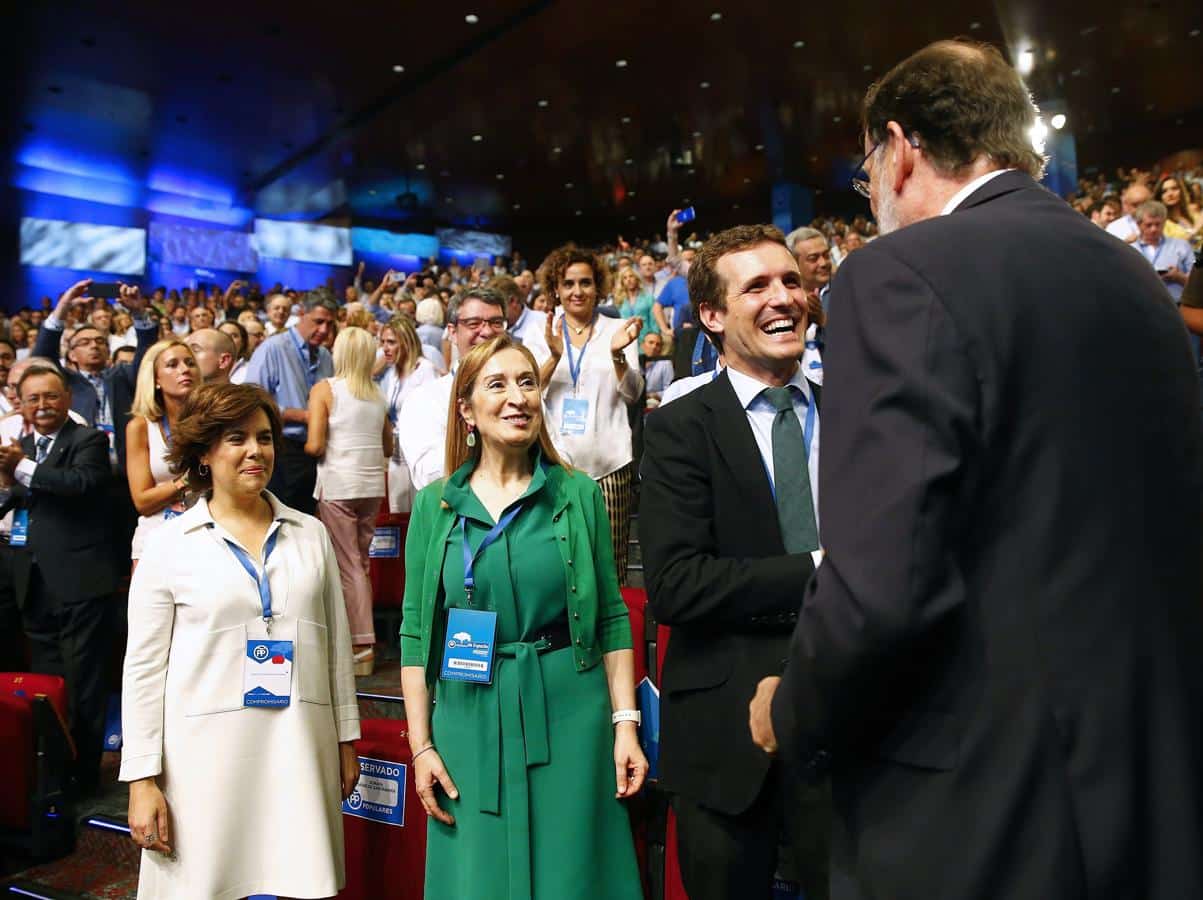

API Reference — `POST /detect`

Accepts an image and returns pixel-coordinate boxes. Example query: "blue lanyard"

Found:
[460,504,524,605]
[292,332,319,390]
[562,316,594,392]
[223,529,281,629]
[160,417,171,445]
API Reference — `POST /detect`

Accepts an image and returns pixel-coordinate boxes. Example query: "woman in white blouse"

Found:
[374,315,439,514]
[539,244,644,584]
[121,382,360,900]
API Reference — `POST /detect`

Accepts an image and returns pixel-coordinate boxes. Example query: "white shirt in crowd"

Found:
[1106,214,1140,244]
[397,372,454,492]
[0,410,87,536]
[543,313,643,480]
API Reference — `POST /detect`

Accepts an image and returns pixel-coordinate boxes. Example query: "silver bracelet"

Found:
[412,744,436,761]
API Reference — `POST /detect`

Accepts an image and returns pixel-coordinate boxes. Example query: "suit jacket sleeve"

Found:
[113,319,159,391]
[32,322,62,361]
[29,428,112,496]
[771,247,978,762]
[640,402,814,629]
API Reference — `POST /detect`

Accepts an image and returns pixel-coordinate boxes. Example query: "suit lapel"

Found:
[700,372,779,538]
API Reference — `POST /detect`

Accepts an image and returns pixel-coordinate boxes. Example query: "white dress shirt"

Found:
[13,426,62,487]
[726,364,822,566]
[509,307,551,366]
[659,365,722,407]
[1106,214,1139,244]
[397,372,454,492]
[941,168,1014,216]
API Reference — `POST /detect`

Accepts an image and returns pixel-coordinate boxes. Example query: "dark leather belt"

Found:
[533,618,572,652]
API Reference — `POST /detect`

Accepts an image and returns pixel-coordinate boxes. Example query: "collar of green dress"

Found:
[443,447,556,524]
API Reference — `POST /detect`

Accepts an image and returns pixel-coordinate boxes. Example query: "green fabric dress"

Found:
[424,463,643,900]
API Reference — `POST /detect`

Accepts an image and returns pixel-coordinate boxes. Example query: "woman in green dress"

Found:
[400,334,647,900]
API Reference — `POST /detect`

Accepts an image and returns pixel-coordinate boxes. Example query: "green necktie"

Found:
[762,386,819,553]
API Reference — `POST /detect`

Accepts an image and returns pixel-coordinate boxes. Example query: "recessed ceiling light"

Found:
[1111,86,1120,94]
[793,40,805,48]
[553,146,562,154]
[863,64,872,71]
[754,143,765,151]
[615,59,628,68]
[392,65,405,73]
[575,209,583,216]
[692,131,702,138]
[1146,103,1156,111]
[537,99,549,107]
[416,163,426,170]
[513,203,521,210]
[444,196,453,203]
[1050,113,1067,129]
[969,21,981,30]
[743,177,751,183]
[699,81,710,88]
[687,169,695,175]
[624,158,634,165]
[369,190,376,195]
[710,12,722,21]
[1071,68,1082,77]
[621,116,631,124]
[833,115,842,123]
[629,215,637,221]
[628,191,636,197]
[496,173,505,180]
[565,182,574,189]
[733,203,740,210]
[1191,28,1201,37]
[472,134,483,142]
[683,198,691,204]
[465,13,479,23]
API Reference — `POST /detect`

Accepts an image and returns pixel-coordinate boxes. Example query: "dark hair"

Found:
[219,319,250,361]
[538,245,612,304]
[17,363,69,395]
[862,39,1045,179]
[166,383,283,490]
[688,224,789,353]
[0,338,16,357]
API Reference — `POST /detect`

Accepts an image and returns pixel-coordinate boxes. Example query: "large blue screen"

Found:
[20,217,146,275]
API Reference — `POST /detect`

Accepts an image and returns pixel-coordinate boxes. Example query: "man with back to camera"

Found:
[0,363,119,794]
[640,224,829,900]
[749,39,1203,899]
[396,287,507,491]
[245,291,337,514]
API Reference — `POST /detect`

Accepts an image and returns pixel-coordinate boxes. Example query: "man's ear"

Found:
[886,120,916,194]
[697,302,726,337]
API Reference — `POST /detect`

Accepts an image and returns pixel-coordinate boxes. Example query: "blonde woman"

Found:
[305,326,392,674]
[375,315,439,514]
[125,339,201,567]
[613,265,658,340]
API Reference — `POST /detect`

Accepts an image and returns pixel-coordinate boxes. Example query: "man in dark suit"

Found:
[33,279,156,565]
[750,40,1203,899]
[0,364,120,794]
[641,224,828,899]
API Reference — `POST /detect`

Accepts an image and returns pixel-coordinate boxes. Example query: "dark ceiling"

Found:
[9,0,1203,250]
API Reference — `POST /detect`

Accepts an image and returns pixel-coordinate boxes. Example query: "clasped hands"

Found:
[0,439,26,480]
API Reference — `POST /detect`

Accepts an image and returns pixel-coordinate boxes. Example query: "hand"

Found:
[128,778,172,855]
[0,439,24,476]
[339,741,360,800]
[805,289,826,328]
[55,279,94,318]
[749,676,781,755]
[1162,266,1186,285]
[545,309,564,359]
[666,209,682,236]
[357,260,366,276]
[609,317,642,353]
[119,283,147,315]
[1124,232,1139,244]
[413,748,459,826]
[222,280,244,302]
[613,723,648,798]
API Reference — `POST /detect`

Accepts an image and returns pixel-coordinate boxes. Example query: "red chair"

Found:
[341,718,426,900]
[370,506,410,611]
[0,673,76,860]
[653,627,690,900]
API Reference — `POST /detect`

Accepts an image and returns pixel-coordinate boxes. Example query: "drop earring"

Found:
[198,462,210,477]
[465,425,476,448]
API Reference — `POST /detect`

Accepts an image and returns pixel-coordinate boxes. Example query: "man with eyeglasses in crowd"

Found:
[396,287,507,491]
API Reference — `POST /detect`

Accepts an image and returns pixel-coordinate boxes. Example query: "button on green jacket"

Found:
[400,459,633,682]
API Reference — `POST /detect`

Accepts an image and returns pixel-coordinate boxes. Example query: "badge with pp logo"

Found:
[244,639,293,707]
[439,608,497,684]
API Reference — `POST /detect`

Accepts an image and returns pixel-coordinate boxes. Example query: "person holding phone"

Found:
[401,335,644,900]
[539,245,643,585]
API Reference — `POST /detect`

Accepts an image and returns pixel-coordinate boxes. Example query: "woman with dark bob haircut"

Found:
[119,382,362,900]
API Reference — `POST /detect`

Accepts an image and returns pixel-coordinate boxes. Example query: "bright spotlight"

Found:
[1017,48,1035,76]
[1028,117,1049,153]
[1050,113,1067,130]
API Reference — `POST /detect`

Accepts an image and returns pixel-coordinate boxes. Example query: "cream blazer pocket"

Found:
[297,619,332,705]
[185,623,247,717]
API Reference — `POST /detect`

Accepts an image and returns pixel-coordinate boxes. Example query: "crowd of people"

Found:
[2,35,1202,900]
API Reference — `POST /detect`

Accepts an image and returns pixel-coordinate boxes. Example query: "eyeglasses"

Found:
[70,336,107,349]
[850,143,881,199]
[453,316,506,332]
[850,133,921,199]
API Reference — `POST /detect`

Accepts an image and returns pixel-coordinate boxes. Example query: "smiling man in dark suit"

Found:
[0,363,119,794]
[640,224,828,899]
[749,39,1203,899]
